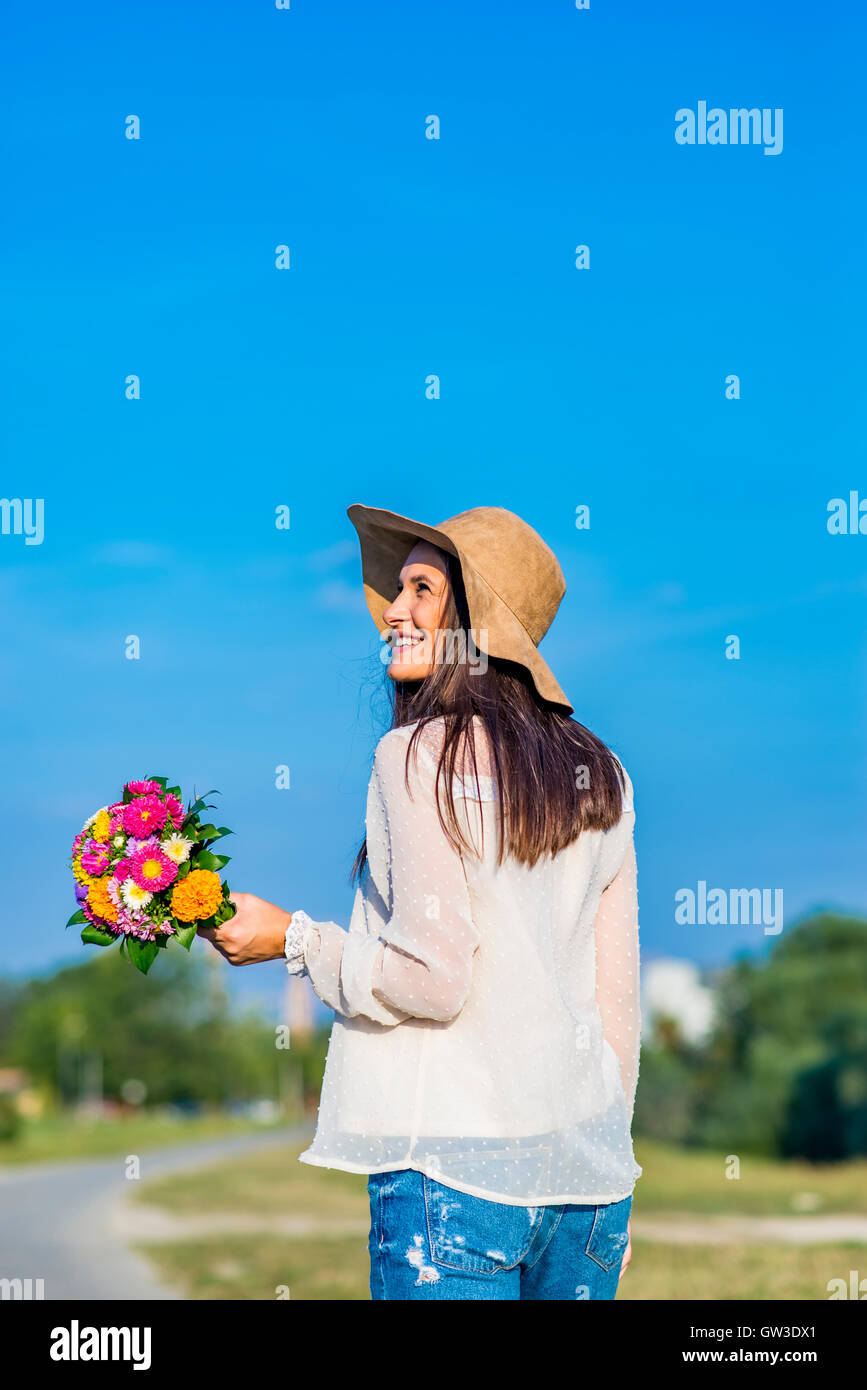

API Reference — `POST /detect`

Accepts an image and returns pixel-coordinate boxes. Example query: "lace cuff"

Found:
[284,909,312,977]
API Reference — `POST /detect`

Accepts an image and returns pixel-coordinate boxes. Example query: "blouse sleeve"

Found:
[594,777,641,1123]
[296,730,481,1027]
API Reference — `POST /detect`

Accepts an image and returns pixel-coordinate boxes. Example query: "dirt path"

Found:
[634,1214,867,1245]
[118,1206,867,1248]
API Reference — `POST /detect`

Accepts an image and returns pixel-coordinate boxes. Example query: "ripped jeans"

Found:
[367,1168,632,1300]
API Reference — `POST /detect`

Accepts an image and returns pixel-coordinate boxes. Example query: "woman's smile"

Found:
[382,540,449,681]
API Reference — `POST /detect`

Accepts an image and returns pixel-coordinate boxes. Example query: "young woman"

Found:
[199,503,642,1301]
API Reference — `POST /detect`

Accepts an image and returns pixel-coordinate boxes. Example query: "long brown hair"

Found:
[351,548,625,881]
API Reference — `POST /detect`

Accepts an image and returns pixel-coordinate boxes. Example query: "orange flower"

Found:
[87,878,118,924]
[171,869,224,923]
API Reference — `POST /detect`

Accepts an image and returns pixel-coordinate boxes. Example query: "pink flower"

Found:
[108,801,126,817]
[122,795,168,838]
[164,793,185,829]
[115,906,143,933]
[131,924,158,942]
[126,779,161,797]
[81,839,112,875]
[115,908,158,942]
[129,844,178,893]
[113,857,132,882]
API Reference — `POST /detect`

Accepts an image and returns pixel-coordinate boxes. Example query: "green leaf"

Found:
[215,899,237,925]
[197,827,233,849]
[125,937,159,974]
[193,850,230,872]
[166,785,182,799]
[176,860,191,880]
[67,909,87,928]
[81,924,117,947]
[148,776,169,789]
[173,921,197,952]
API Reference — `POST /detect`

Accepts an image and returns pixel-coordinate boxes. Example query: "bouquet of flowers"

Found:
[67,776,236,974]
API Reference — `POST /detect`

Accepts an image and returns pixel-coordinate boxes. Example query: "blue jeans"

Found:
[368,1168,632,1300]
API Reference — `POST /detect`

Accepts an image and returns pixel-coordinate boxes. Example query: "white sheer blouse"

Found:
[291,717,642,1207]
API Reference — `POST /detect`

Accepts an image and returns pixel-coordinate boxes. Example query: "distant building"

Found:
[641,958,715,1045]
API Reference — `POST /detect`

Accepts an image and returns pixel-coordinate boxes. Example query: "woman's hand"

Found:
[619,1218,632,1280]
[197,892,290,966]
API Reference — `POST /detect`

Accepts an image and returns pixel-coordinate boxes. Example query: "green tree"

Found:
[5,946,290,1107]
[637,912,867,1159]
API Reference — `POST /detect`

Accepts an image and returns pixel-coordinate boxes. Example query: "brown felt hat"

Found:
[346,503,573,714]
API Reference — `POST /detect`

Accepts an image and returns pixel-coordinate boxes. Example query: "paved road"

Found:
[0,1125,313,1301]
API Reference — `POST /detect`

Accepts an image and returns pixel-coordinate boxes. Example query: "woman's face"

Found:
[382,541,450,681]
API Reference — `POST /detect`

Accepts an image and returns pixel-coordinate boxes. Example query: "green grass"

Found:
[0,1109,283,1166]
[619,1239,864,1301]
[137,1234,370,1301]
[633,1138,867,1215]
[130,1139,867,1301]
[130,1140,363,1219]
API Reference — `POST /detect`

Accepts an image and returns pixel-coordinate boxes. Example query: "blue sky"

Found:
[1,0,865,1023]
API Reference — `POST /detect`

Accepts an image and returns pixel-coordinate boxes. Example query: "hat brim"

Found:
[347,503,574,714]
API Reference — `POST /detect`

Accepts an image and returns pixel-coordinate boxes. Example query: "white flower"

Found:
[112,834,126,849]
[121,881,153,911]
[162,833,194,865]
